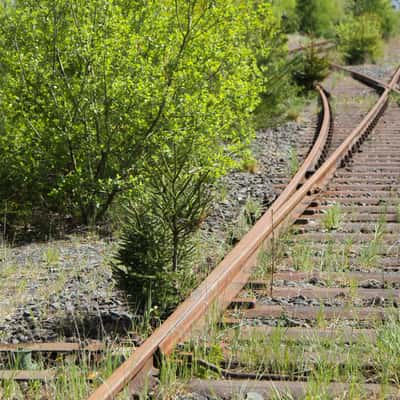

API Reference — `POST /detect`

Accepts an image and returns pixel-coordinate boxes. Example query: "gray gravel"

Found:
[0,240,138,344]
[347,64,395,83]
[239,317,374,329]
[257,295,397,308]
[270,278,400,289]
[0,102,318,344]
[2,60,395,345]
[204,110,317,236]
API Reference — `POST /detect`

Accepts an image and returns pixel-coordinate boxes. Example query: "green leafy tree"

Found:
[112,0,282,313]
[271,0,299,33]
[296,0,346,37]
[0,0,279,229]
[350,0,400,38]
[337,14,384,64]
[1,0,170,225]
[292,43,330,91]
[0,0,285,313]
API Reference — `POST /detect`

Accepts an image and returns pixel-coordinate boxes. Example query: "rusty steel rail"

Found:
[331,62,400,95]
[289,39,335,54]
[87,84,332,400]
[87,67,400,399]
[272,85,331,212]
[0,340,104,353]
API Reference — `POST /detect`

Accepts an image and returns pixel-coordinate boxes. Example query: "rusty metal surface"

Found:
[331,62,400,95]
[87,65,400,400]
[0,370,55,382]
[250,287,400,300]
[226,305,387,321]
[247,270,400,284]
[0,340,104,353]
[223,326,377,343]
[86,72,333,400]
[289,40,335,54]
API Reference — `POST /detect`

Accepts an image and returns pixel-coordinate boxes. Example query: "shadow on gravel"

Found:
[53,311,134,340]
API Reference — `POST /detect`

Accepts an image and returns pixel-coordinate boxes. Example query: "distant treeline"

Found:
[272,0,399,38]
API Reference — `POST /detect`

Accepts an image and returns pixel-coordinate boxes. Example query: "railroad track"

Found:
[1,50,398,398]
[82,64,400,399]
[289,40,335,54]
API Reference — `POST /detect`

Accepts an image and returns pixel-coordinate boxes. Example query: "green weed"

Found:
[358,224,384,269]
[291,241,314,272]
[319,238,353,272]
[374,314,400,385]
[289,147,300,177]
[255,246,273,278]
[396,203,400,223]
[244,197,263,225]
[240,156,259,174]
[228,198,262,245]
[322,203,342,231]
[0,342,134,400]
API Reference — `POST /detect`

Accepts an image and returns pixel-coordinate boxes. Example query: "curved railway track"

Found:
[0,44,398,398]
[84,64,400,399]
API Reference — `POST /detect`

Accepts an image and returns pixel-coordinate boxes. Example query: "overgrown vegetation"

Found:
[351,0,400,39]
[271,0,298,33]
[0,339,135,399]
[338,0,400,63]
[296,0,346,38]
[288,147,300,176]
[358,220,385,268]
[154,305,400,399]
[294,0,400,41]
[0,0,288,313]
[288,0,399,64]
[322,203,342,231]
[113,150,213,314]
[337,14,384,64]
[0,0,275,228]
[1,0,399,320]
[292,44,330,91]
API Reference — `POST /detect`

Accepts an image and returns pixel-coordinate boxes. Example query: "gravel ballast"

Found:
[0,60,395,345]
[0,106,317,344]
